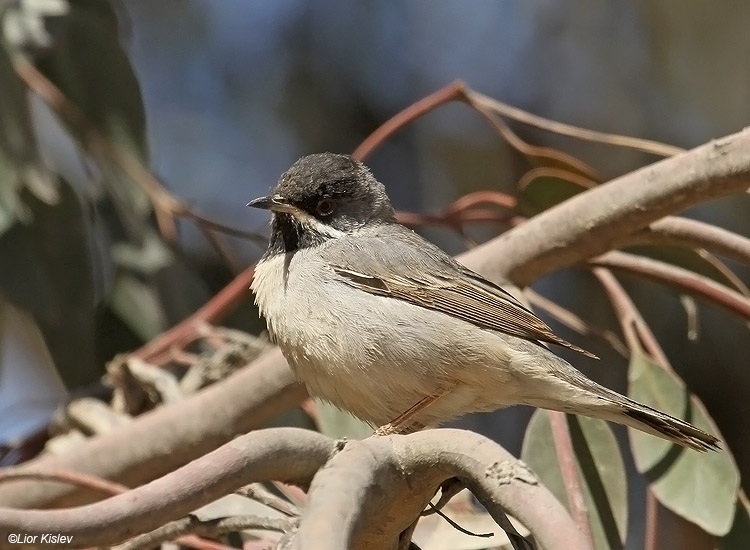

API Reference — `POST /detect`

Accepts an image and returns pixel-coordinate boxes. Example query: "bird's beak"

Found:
[246,195,298,214]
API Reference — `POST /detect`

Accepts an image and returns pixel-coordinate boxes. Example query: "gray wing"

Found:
[325,224,597,359]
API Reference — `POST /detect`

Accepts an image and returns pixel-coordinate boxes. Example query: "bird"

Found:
[248,152,719,451]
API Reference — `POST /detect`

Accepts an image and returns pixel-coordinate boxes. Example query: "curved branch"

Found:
[590,251,750,320]
[0,429,333,549]
[458,128,750,286]
[115,515,294,550]
[546,411,594,547]
[622,216,750,266]
[0,350,307,508]
[465,88,685,157]
[295,430,588,550]
[0,470,128,497]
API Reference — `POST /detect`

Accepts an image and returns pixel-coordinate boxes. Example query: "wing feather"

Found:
[332,266,597,359]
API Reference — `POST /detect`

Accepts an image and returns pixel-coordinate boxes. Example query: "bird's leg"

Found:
[374,390,448,436]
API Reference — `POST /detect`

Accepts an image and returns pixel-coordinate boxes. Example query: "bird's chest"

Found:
[252,252,350,369]
[251,251,432,423]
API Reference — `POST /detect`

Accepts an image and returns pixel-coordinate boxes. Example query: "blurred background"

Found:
[1,0,749,547]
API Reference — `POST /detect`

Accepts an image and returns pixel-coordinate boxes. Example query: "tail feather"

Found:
[619,400,720,452]
[535,365,720,452]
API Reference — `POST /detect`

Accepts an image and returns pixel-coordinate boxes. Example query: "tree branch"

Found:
[114,515,294,550]
[590,251,750,320]
[294,430,588,550]
[458,128,750,286]
[0,429,333,549]
[546,411,594,548]
[623,216,750,266]
[0,350,306,508]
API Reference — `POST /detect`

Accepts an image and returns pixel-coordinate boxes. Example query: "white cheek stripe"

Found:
[279,210,346,239]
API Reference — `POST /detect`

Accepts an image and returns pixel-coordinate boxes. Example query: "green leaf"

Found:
[314,401,373,439]
[517,175,587,216]
[34,0,148,157]
[0,182,99,388]
[109,274,167,341]
[628,350,740,535]
[0,33,59,234]
[721,492,750,550]
[111,232,174,274]
[521,410,628,550]
[0,152,27,234]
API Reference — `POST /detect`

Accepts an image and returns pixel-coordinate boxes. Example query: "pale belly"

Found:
[251,250,534,427]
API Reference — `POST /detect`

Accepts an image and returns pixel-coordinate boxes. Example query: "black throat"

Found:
[263,212,330,258]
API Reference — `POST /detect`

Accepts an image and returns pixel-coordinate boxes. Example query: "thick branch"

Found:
[458,128,750,286]
[4,128,748,513]
[294,430,588,550]
[0,350,306,508]
[0,429,333,549]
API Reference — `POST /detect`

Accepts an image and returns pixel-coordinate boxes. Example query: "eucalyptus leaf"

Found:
[517,175,587,216]
[628,350,740,535]
[0,152,28,234]
[0,182,98,388]
[109,274,167,341]
[111,232,174,274]
[720,492,750,550]
[521,410,628,550]
[314,401,373,439]
[30,0,151,240]
[0,30,59,231]
[34,0,147,156]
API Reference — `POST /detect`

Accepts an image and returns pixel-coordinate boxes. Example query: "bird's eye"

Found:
[317,199,334,216]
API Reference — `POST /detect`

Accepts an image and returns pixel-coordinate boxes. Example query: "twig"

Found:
[396,190,519,230]
[590,251,750,320]
[697,249,750,297]
[427,504,493,538]
[590,268,671,550]
[623,216,750,267]
[236,483,300,517]
[353,79,682,169]
[422,478,464,516]
[353,81,466,161]
[591,268,666,363]
[645,491,659,550]
[114,514,293,550]
[465,87,685,157]
[134,265,255,361]
[524,288,628,356]
[0,469,128,496]
[0,429,334,549]
[546,411,595,548]
[466,95,598,179]
[458,127,750,286]
[517,166,597,192]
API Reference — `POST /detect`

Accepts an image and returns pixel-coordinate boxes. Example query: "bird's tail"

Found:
[599,394,720,452]
[528,363,720,451]
[542,371,720,451]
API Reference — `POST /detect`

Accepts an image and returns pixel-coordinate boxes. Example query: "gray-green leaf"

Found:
[628,350,740,535]
[521,410,628,550]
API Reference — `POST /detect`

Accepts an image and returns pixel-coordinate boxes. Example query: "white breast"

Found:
[250,249,531,427]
